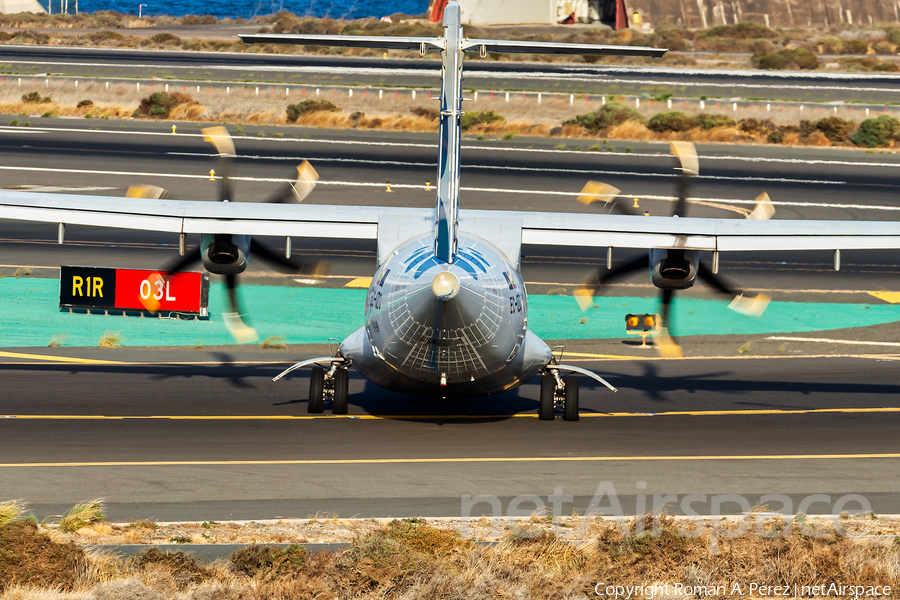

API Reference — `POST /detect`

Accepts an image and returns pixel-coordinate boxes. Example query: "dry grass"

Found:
[3,515,900,599]
[58,499,106,533]
[0,500,26,526]
[48,334,68,347]
[259,336,286,349]
[97,331,122,348]
[2,78,896,148]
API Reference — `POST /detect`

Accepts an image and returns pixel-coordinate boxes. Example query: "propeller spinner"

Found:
[129,126,327,343]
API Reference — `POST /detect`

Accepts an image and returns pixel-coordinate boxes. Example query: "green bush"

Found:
[699,21,778,39]
[132,92,195,119]
[887,28,900,46]
[151,32,181,44]
[460,110,504,130]
[564,102,644,132]
[819,36,843,53]
[751,39,775,53]
[752,48,819,70]
[647,111,695,132]
[800,117,854,142]
[842,39,869,54]
[695,113,737,130]
[285,99,339,122]
[852,115,900,148]
[874,41,896,55]
[21,91,50,103]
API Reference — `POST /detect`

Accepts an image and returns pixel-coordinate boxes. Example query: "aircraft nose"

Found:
[431,271,460,301]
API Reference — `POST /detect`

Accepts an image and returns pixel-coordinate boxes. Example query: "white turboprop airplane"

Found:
[2,1,900,421]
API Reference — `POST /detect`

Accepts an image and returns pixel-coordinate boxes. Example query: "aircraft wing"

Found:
[1,190,899,263]
[514,211,900,252]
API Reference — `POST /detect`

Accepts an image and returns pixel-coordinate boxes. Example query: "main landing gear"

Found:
[539,368,579,422]
[308,362,350,415]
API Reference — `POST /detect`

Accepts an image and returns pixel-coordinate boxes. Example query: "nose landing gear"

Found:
[307,361,351,415]
[539,367,579,421]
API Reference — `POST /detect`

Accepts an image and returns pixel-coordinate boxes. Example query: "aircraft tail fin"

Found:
[240,2,665,264]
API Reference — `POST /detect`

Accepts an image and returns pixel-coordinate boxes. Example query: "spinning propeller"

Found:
[129,126,325,343]
[574,141,772,356]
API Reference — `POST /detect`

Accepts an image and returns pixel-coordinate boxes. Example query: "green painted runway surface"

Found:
[0,278,897,347]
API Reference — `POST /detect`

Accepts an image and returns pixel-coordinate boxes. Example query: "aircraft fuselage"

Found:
[339,232,552,397]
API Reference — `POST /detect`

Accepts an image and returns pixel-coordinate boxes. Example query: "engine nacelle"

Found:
[650,248,698,290]
[200,234,249,275]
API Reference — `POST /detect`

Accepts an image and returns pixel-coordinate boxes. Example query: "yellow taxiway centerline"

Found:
[0,351,124,364]
[3,453,900,468]
[4,407,900,420]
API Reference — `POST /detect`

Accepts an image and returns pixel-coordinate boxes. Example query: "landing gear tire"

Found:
[539,374,555,421]
[563,375,579,422]
[308,366,325,414]
[332,368,349,415]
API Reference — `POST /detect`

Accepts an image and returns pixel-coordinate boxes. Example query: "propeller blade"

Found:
[264,160,320,204]
[202,126,236,202]
[574,254,650,311]
[126,185,167,199]
[670,141,698,218]
[139,247,202,313]
[747,191,776,220]
[249,237,332,278]
[655,287,683,357]
[697,260,770,317]
[696,260,736,296]
[222,273,259,344]
[576,181,639,216]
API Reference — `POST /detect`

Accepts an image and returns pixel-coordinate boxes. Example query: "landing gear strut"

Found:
[538,368,579,421]
[305,360,350,415]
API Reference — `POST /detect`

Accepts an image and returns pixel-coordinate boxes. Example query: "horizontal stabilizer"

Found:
[461,39,666,58]
[240,34,665,59]
[240,33,444,52]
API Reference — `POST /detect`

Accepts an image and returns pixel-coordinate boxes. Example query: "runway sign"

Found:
[59,265,208,316]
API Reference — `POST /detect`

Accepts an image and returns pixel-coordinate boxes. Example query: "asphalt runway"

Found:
[2,45,900,102]
[4,120,900,299]
[3,121,900,520]
[0,350,898,520]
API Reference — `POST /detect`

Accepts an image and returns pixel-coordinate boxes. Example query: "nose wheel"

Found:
[539,369,579,421]
[307,362,350,415]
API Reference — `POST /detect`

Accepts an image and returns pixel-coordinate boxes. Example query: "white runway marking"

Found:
[167,152,845,186]
[14,125,900,170]
[767,336,900,347]
[1,164,896,212]
[11,55,900,94]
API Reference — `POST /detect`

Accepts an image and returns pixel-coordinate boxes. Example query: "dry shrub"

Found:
[411,106,439,120]
[248,108,282,124]
[133,92,196,119]
[92,578,165,600]
[333,519,467,595]
[285,99,338,122]
[607,118,654,140]
[781,131,801,145]
[0,521,86,592]
[230,544,307,580]
[170,103,206,120]
[130,548,213,591]
[806,130,831,146]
